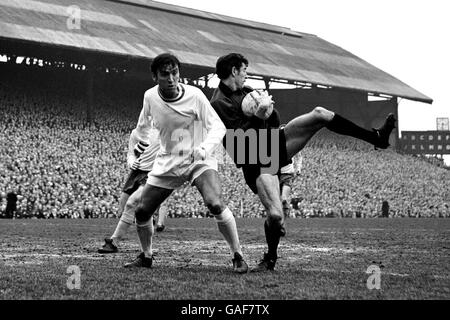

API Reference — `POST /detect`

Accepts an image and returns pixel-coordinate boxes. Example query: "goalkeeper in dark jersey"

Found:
[210,53,396,272]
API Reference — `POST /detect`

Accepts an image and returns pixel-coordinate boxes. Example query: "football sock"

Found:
[264,219,280,260]
[136,222,154,258]
[157,205,167,226]
[215,207,243,256]
[326,113,378,145]
[111,220,132,245]
[282,200,290,219]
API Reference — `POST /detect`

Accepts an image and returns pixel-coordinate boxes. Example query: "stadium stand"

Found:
[0,66,449,219]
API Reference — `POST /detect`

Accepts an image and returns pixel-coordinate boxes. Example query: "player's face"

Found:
[155,64,180,98]
[234,63,247,89]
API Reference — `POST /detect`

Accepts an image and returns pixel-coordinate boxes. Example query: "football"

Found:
[241,90,262,117]
[241,90,274,119]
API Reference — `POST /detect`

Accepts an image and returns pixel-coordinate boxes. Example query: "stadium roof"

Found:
[0,0,432,103]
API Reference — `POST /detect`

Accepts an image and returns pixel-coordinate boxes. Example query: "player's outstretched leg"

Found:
[326,112,396,149]
[194,169,248,274]
[284,107,396,159]
[99,188,144,254]
[372,113,397,149]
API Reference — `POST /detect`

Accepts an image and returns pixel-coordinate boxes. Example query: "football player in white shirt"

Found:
[124,53,248,273]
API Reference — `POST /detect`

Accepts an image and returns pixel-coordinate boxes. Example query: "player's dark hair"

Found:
[215,53,248,80]
[150,53,180,76]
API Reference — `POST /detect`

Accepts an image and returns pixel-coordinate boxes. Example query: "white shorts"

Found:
[146,160,218,190]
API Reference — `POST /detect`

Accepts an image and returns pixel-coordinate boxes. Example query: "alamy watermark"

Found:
[66,265,81,290]
[366,264,381,290]
[66,5,81,30]
[149,121,281,174]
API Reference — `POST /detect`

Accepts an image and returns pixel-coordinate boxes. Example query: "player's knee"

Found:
[135,205,151,224]
[122,197,139,224]
[267,213,283,227]
[124,199,138,214]
[120,204,135,225]
[206,199,224,216]
[312,106,333,122]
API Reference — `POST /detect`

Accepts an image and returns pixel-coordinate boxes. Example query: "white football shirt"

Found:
[134,83,226,176]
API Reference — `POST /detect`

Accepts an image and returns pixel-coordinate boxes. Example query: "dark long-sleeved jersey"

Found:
[211,82,282,167]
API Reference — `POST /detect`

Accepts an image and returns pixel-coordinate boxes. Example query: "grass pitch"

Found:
[0,218,449,300]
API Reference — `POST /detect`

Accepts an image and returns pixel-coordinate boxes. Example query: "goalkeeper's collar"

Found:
[218,81,253,98]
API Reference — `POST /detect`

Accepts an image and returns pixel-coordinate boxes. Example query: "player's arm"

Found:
[134,93,156,138]
[211,97,264,131]
[129,92,157,169]
[195,91,227,159]
[127,129,139,169]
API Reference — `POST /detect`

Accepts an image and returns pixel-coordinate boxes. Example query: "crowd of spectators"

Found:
[1,67,449,219]
[288,131,450,218]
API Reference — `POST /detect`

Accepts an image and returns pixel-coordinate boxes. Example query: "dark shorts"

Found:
[241,128,291,194]
[122,169,149,195]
